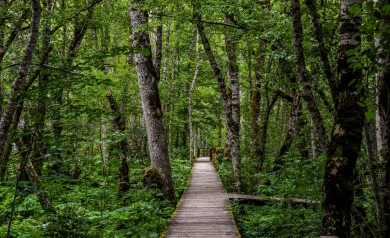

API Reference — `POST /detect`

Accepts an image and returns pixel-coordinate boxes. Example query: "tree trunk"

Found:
[168,45,177,146]
[0,0,41,167]
[311,118,322,158]
[273,95,301,171]
[0,101,23,180]
[304,0,337,108]
[106,93,130,193]
[321,0,363,235]
[130,1,176,204]
[225,14,241,192]
[162,24,170,82]
[153,23,162,82]
[374,1,390,234]
[250,41,266,164]
[189,31,200,167]
[291,0,329,155]
[259,92,278,171]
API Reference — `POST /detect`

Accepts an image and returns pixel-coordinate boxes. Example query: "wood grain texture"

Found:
[163,157,240,237]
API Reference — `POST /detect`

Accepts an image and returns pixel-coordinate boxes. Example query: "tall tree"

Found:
[291,0,329,155]
[189,31,200,167]
[129,0,176,204]
[225,13,241,192]
[0,0,42,170]
[321,0,364,235]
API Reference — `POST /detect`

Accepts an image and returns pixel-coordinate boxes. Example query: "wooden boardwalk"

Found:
[163,157,240,238]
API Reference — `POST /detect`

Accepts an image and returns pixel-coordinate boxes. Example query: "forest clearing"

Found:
[0,0,389,237]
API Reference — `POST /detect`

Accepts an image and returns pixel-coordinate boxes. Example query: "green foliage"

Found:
[0,158,191,237]
[217,150,325,236]
[231,200,321,238]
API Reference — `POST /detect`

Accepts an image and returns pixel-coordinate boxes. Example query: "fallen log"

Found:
[227,193,320,208]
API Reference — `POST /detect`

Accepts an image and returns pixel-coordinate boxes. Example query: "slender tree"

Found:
[0,0,42,169]
[189,31,200,167]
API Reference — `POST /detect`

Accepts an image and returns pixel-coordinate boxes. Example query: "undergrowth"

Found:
[0,158,191,237]
[215,151,324,237]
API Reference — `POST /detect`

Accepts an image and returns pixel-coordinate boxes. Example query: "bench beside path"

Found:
[163,157,240,238]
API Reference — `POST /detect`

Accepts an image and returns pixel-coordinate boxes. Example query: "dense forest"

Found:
[0,0,389,237]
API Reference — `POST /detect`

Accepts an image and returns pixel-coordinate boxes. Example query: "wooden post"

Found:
[197,148,200,157]
[211,149,216,167]
[190,150,194,167]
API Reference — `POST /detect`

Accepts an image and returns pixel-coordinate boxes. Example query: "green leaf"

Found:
[348,78,357,86]
[348,3,362,17]
[365,111,375,121]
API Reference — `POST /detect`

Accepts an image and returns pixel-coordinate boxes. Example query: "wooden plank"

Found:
[163,157,240,238]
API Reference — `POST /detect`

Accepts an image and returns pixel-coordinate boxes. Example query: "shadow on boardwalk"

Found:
[163,157,240,238]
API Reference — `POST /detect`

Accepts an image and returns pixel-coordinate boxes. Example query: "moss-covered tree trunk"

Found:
[130,0,176,204]
[321,0,364,235]
[249,42,266,166]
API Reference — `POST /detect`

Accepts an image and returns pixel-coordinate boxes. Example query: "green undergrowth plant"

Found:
[230,200,321,237]
[216,151,326,237]
[0,157,191,237]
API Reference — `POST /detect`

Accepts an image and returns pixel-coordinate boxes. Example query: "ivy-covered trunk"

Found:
[321,0,364,235]
[130,0,176,204]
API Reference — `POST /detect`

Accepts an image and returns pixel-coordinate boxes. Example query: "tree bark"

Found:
[130,1,176,204]
[250,41,266,165]
[0,0,41,167]
[153,23,162,82]
[225,14,241,192]
[162,24,170,82]
[189,31,200,167]
[321,0,364,235]
[291,0,329,155]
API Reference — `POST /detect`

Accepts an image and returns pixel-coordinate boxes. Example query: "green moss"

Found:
[144,165,163,190]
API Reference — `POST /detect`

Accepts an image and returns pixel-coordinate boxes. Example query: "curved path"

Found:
[163,157,240,238]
